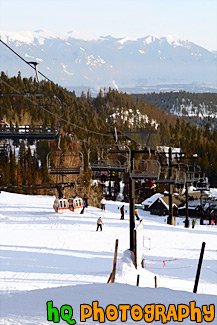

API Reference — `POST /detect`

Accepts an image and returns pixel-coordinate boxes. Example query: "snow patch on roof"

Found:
[142,193,164,206]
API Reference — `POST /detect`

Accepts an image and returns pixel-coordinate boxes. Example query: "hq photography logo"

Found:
[46,300,215,324]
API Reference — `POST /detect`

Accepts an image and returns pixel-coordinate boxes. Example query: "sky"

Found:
[0,0,217,51]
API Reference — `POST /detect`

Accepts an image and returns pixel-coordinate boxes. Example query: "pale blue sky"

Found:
[0,0,216,50]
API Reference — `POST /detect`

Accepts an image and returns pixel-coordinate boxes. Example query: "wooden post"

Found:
[129,172,135,252]
[193,242,206,293]
[111,239,119,283]
[184,182,190,228]
[154,276,157,288]
[141,258,144,268]
[167,148,175,225]
[136,274,140,287]
[134,229,137,268]
[107,272,112,284]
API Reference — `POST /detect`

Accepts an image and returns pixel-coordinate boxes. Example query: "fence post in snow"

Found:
[193,242,206,293]
[136,274,140,286]
[155,276,157,288]
[111,239,119,283]
[107,239,119,284]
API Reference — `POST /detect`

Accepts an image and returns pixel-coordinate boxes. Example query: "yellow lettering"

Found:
[190,301,202,322]
[118,304,130,322]
[130,304,143,321]
[155,304,167,324]
[203,304,215,322]
[177,304,190,322]
[80,304,92,322]
[144,304,155,323]
[92,301,105,323]
[106,304,118,321]
[166,304,178,322]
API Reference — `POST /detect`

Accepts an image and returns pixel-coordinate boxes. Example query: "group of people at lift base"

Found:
[97,198,141,231]
[54,194,141,231]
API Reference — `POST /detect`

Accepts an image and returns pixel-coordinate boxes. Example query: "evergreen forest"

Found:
[0,72,217,204]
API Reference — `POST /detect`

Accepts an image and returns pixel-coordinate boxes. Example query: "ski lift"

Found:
[131,159,161,180]
[0,143,9,157]
[90,158,127,172]
[174,170,186,185]
[88,144,130,174]
[53,198,69,213]
[68,197,84,213]
[47,150,84,175]
[53,197,84,214]
[186,164,201,183]
[195,173,210,191]
[0,93,62,140]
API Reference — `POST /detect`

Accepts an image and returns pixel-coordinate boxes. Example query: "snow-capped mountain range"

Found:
[0,30,216,93]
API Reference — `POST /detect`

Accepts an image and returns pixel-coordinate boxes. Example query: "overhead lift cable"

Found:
[0,39,53,83]
[0,39,113,138]
[0,78,112,138]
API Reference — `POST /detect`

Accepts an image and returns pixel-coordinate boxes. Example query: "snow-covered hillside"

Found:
[0,30,216,92]
[140,92,217,129]
[0,191,216,324]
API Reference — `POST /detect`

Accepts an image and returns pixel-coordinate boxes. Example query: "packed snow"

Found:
[0,191,216,324]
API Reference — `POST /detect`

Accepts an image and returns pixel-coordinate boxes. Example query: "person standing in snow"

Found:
[192,219,196,229]
[100,197,106,211]
[120,205,125,220]
[83,194,88,208]
[96,217,103,231]
[135,208,140,220]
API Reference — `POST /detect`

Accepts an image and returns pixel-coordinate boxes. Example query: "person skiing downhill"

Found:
[96,217,103,231]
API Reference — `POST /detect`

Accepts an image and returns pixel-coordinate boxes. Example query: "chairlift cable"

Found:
[0,78,112,138]
[0,39,113,137]
[0,39,53,83]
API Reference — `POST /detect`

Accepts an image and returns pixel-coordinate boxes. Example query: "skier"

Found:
[96,217,103,231]
[80,202,85,214]
[83,193,88,208]
[192,219,196,229]
[100,197,106,211]
[135,208,140,220]
[120,205,124,220]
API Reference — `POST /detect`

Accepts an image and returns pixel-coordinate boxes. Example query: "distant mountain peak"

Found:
[0,30,212,51]
[0,30,216,92]
[34,29,44,33]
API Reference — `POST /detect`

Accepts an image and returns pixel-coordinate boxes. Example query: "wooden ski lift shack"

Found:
[0,93,62,140]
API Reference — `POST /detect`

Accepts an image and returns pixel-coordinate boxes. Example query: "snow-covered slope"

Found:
[0,30,216,92]
[0,191,216,323]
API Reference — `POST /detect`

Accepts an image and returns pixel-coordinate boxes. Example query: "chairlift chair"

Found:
[0,143,9,157]
[90,158,128,173]
[88,144,130,174]
[47,150,84,175]
[131,159,161,180]
[195,173,210,191]
[174,170,186,185]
